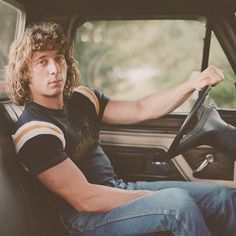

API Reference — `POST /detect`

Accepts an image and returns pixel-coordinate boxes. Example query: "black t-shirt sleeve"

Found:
[91,88,110,121]
[18,134,68,176]
[73,86,110,121]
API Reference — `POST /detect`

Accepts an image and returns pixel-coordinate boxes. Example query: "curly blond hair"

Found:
[5,22,80,105]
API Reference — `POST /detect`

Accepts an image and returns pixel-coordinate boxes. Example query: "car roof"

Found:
[14,0,236,22]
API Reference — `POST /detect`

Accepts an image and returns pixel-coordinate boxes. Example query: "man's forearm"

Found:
[137,80,194,121]
[73,183,151,212]
[102,81,194,125]
[137,66,224,121]
[38,159,151,214]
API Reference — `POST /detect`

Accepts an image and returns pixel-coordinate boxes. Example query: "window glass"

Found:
[74,19,206,112]
[0,0,23,97]
[208,32,236,109]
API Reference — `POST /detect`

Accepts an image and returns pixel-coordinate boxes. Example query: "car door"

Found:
[73,12,236,190]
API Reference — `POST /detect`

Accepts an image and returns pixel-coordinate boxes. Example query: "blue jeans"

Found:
[59,181,236,236]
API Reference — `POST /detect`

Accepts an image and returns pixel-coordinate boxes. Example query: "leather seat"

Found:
[0,102,64,236]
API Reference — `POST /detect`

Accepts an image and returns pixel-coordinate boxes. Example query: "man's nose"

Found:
[49,59,60,75]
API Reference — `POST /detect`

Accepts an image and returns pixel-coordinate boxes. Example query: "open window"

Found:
[74,17,236,112]
[208,31,236,109]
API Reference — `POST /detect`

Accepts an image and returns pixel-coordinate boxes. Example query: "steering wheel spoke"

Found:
[165,85,211,160]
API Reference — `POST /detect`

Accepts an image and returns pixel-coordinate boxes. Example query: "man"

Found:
[6,22,236,236]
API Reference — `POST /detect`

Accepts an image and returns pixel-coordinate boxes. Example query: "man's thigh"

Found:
[127,180,223,204]
[60,188,208,236]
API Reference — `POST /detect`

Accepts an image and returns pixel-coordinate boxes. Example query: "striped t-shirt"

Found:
[12,86,116,185]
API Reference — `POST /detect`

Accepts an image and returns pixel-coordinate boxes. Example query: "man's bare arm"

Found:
[38,158,150,212]
[102,65,224,124]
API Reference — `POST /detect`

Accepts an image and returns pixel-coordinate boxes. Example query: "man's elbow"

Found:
[73,201,90,212]
[72,194,113,213]
[73,199,102,212]
[69,191,100,212]
[66,193,93,212]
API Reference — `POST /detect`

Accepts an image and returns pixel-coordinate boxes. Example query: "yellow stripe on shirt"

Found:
[12,121,65,154]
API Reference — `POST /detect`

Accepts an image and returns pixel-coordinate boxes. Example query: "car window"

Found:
[208,32,236,109]
[0,0,24,98]
[75,19,229,112]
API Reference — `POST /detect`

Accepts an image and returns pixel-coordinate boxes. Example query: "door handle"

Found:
[145,160,174,176]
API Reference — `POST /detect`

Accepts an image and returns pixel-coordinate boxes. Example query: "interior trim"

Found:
[100,130,174,150]
[100,130,236,190]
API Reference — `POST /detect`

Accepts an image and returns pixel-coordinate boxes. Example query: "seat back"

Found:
[0,101,64,236]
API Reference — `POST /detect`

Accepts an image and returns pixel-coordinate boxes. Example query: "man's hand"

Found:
[188,65,224,92]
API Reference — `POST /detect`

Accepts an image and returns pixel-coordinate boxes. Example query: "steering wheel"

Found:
[165,85,211,160]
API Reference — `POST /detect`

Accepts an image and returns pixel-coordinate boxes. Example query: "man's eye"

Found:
[56,56,66,64]
[37,60,47,65]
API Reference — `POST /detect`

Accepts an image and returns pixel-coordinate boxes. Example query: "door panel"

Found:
[100,113,236,190]
[102,144,183,182]
[182,148,234,181]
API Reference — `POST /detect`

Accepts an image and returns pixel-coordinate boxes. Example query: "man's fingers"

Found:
[210,66,224,81]
[203,65,224,85]
[193,65,224,91]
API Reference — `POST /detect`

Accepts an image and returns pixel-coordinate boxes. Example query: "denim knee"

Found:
[165,188,199,211]
[203,184,235,207]
[216,186,235,202]
[155,188,210,236]
[202,185,236,235]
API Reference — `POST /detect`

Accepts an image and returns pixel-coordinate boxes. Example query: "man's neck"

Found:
[32,96,64,110]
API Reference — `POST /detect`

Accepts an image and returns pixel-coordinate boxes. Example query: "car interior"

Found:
[0,0,235,235]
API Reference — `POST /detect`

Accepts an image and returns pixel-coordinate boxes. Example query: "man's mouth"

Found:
[49,79,62,85]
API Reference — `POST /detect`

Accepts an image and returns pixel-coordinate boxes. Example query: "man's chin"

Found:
[45,90,64,98]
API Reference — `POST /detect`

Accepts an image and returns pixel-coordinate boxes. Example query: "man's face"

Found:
[29,49,68,102]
